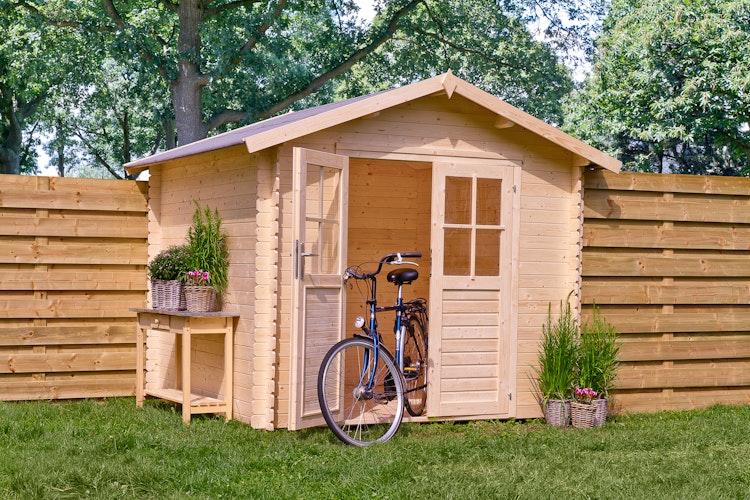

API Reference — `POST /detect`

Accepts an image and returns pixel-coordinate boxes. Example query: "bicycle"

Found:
[317,252,429,446]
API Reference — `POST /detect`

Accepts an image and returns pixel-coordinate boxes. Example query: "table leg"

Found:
[224,319,233,421]
[136,325,145,407]
[182,324,191,425]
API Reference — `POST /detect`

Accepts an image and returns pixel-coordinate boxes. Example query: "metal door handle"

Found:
[295,240,318,279]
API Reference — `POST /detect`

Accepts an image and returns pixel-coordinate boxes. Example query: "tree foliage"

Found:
[336,0,574,124]
[563,0,750,175]
[5,0,607,177]
[0,4,87,174]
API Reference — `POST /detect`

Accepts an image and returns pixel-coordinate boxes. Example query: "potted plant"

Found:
[184,202,229,312]
[570,387,598,428]
[577,303,620,427]
[534,297,578,427]
[147,244,189,310]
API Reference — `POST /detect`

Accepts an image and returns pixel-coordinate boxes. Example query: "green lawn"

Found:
[1,398,749,499]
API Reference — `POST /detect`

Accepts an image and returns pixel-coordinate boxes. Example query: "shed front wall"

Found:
[271,93,582,428]
[145,144,265,426]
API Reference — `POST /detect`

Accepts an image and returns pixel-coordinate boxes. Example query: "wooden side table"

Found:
[131,308,239,424]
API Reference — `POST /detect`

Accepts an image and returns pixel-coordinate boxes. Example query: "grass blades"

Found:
[1,398,750,498]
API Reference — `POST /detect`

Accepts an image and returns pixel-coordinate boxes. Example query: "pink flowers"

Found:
[186,270,210,286]
[575,387,598,404]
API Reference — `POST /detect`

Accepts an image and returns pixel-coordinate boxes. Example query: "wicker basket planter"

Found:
[151,280,186,311]
[593,398,608,427]
[185,285,218,312]
[544,399,571,427]
[571,402,597,428]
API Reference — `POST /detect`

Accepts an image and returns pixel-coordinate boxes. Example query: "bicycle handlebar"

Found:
[344,252,422,281]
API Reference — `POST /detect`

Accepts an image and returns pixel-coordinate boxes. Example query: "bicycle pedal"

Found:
[403,367,419,381]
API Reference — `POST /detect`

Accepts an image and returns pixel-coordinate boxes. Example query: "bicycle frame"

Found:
[347,252,421,392]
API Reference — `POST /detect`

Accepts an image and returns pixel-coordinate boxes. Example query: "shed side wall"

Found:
[514,148,581,419]
[146,145,259,424]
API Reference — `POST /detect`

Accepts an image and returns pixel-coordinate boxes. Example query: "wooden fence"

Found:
[582,169,750,413]
[3,170,750,415]
[0,175,148,400]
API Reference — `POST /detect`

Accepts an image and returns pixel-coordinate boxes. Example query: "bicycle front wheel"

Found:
[318,337,405,446]
[403,315,428,416]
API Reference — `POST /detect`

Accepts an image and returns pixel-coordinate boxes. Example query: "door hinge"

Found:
[508,392,513,400]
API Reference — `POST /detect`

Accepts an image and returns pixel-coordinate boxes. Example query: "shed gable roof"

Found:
[125,72,621,174]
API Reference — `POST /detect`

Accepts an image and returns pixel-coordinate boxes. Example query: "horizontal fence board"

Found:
[583,170,750,414]
[0,377,135,401]
[582,249,750,277]
[584,190,750,223]
[616,360,750,390]
[0,178,148,212]
[586,306,750,334]
[0,241,147,265]
[0,269,146,291]
[583,220,750,250]
[0,326,135,346]
[0,215,148,238]
[619,339,750,361]
[1,350,136,374]
[584,169,750,195]
[582,279,750,305]
[0,299,141,319]
[614,387,750,413]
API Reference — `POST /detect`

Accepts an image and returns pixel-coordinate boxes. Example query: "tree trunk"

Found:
[120,108,131,165]
[0,87,22,175]
[0,144,21,175]
[162,117,177,151]
[55,118,65,177]
[172,1,209,146]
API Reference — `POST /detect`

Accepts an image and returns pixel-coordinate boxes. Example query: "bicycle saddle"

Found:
[387,268,418,285]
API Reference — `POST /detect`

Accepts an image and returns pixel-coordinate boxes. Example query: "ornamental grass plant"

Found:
[578,303,621,400]
[534,298,578,403]
[187,202,229,295]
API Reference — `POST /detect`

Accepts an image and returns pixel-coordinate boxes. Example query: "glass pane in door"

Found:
[305,165,341,275]
[475,229,501,276]
[445,176,472,225]
[476,178,501,225]
[444,227,471,275]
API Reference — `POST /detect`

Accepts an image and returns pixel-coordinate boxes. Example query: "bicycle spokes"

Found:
[318,338,405,446]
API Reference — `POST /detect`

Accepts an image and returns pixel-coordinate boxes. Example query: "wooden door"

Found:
[289,148,349,430]
[428,161,519,418]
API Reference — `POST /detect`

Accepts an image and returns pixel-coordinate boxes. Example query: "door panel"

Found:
[289,148,348,430]
[428,161,519,418]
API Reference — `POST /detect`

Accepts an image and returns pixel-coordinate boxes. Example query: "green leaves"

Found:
[147,244,190,281]
[535,300,621,402]
[187,202,229,296]
[564,0,750,175]
[535,299,579,401]
[578,304,620,399]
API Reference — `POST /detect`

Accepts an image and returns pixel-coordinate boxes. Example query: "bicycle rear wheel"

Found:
[403,315,428,416]
[318,337,405,446]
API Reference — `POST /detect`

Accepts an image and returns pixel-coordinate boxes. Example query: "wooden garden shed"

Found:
[125,71,621,430]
